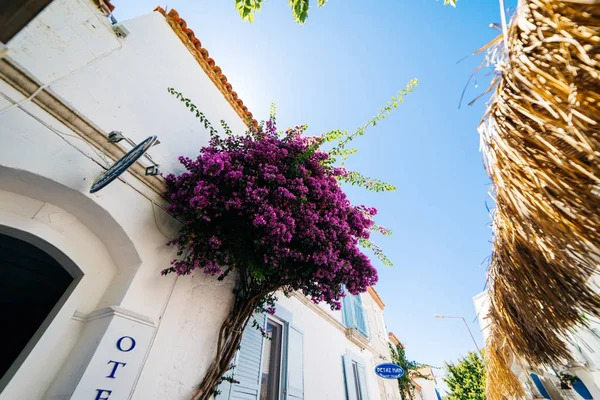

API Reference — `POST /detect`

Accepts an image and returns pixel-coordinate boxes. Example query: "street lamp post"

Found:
[434,314,481,353]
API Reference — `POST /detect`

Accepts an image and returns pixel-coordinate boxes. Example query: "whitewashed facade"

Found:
[0,1,400,399]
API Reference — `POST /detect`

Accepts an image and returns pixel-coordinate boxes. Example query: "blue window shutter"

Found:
[342,294,355,328]
[530,374,551,400]
[353,295,369,338]
[286,325,304,399]
[216,313,266,400]
[342,292,369,338]
[573,379,594,400]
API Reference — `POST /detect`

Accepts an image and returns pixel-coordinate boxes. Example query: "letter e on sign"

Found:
[95,389,112,400]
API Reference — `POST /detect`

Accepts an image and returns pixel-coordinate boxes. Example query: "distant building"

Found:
[474,291,600,400]
[411,367,439,400]
[388,333,438,400]
[0,1,403,399]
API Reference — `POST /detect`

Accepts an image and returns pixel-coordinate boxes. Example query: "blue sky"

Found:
[116,0,514,385]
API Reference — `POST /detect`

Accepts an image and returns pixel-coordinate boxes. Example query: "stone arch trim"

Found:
[0,165,141,270]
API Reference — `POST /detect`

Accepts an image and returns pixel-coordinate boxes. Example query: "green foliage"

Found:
[327,78,419,165]
[234,1,455,24]
[235,0,327,24]
[360,239,393,267]
[338,171,396,192]
[443,352,486,400]
[389,343,431,400]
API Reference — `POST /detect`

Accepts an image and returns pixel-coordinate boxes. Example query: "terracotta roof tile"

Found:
[155,7,257,128]
[95,0,115,14]
[389,332,402,347]
[367,286,385,309]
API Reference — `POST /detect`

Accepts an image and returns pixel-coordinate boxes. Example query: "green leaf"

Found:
[236,0,263,22]
[336,170,396,192]
[444,0,458,7]
[289,0,310,24]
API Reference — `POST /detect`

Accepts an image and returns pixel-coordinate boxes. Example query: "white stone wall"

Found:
[5,0,247,177]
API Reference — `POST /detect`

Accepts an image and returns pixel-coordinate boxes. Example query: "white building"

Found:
[0,1,401,399]
[474,291,600,400]
[411,367,439,400]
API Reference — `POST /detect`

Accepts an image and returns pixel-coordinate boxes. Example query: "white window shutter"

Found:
[356,362,370,400]
[286,325,304,399]
[215,313,266,400]
[343,355,358,400]
[343,352,370,400]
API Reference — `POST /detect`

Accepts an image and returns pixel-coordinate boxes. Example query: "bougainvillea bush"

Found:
[164,81,417,399]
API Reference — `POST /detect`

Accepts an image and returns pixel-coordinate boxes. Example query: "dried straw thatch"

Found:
[480,0,600,398]
[486,327,526,400]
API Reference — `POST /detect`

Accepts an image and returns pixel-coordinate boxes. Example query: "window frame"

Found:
[342,291,370,338]
[217,305,303,400]
[260,317,285,400]
[343,351,370,400]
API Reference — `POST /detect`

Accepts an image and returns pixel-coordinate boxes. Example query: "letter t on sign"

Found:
[107,360,127,378]
[95,389,112,400]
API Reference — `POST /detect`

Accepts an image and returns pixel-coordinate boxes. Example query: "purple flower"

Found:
[163,118,379,308]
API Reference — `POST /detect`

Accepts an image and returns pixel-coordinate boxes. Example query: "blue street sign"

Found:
[374,363,405,379]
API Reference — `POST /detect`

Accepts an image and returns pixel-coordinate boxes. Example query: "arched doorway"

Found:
[0,231,75,382]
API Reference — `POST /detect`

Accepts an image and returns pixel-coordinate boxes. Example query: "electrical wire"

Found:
[1,92,112,166]
[3,95,184,240]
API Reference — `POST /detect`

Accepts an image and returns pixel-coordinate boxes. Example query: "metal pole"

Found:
[460,317,481,354]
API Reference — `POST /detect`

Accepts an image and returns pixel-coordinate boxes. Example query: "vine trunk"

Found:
[191,295,262,400]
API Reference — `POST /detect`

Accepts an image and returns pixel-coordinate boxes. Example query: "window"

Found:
[376,309,387,341]
[260,319,283,400]
[216,310,304,400]
[342,290,369,338]
[343,353,370,400]
[352,361,365,399]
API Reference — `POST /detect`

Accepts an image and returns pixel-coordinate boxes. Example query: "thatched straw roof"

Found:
[479,0,600,398]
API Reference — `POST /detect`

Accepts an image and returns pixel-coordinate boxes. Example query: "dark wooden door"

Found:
[0,232,73,381]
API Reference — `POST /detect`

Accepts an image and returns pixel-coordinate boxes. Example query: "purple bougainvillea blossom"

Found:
[163,120,378,309]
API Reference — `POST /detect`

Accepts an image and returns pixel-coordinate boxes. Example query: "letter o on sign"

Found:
[116,336,136,352]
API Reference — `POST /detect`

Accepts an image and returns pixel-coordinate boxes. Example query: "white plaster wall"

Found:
[317,300,345,324]
[6,0,249,177]
[362,294,401,400]
[5,0,121,84]
[473,291,491,342]
[413,377,438,400]
[130,273,237,400]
